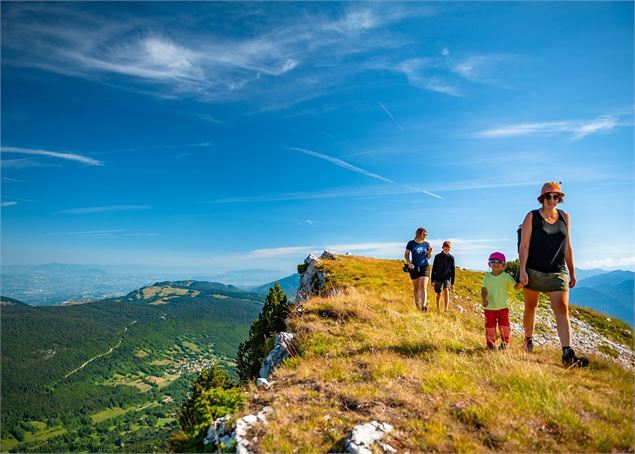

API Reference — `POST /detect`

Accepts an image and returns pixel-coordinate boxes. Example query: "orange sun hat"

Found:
[538,181,565,200]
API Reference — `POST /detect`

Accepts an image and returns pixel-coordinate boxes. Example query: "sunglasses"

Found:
[488,259,504,265]
[543,193,561,201]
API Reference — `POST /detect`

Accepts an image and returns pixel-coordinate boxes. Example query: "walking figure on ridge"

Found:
[404,227,433,312]
[431,240,455,312]
[518,182,589,368]
[481,252,524,350]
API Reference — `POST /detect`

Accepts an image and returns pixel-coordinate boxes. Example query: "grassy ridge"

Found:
[244,255,634,452]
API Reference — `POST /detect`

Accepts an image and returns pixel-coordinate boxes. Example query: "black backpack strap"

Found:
[557,209,567,226]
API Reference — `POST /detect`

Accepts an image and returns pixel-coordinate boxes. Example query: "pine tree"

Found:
[236,283,290,382]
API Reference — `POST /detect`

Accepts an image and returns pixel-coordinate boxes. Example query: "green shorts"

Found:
[526,268,569,293]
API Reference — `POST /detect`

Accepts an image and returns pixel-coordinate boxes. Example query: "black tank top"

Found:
[527,209,568,273]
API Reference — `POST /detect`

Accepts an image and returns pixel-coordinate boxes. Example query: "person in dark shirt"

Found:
[404,227,433,312]
[431,240,455,312]
[519,181,588,368]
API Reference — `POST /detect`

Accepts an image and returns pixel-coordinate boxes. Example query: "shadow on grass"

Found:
[444,345,489,355]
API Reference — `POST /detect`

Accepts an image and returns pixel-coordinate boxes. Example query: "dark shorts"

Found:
[526,268,569,293]
[434,279,451,293]
[409,265,430,280]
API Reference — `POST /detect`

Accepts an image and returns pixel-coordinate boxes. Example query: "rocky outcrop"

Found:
[345,421,396,454]
[297,251,338,301]
[204,407,273,454]
[259,332,296,379]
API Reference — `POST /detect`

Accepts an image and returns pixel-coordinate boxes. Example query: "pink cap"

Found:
[489,252,506,262]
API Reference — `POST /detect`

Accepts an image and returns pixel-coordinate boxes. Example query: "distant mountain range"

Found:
[570,270,634,327]
[249,273,301,300]
[0,264,295,306]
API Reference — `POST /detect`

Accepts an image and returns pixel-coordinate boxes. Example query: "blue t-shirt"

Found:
[406,240,430,267]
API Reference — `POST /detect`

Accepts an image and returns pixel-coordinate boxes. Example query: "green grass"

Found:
[90,407,127,424]
[239,255,634,453]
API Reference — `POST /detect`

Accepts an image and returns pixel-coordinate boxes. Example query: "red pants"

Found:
[484,308,510,348]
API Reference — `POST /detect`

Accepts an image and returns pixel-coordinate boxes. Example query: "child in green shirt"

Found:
[481,252,523,350]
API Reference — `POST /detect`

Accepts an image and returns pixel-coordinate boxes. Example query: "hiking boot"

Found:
[499,342,509,351]
[524,336,534,353]
[562,347,590,368]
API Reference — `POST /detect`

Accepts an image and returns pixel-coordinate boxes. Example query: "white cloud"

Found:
[287,146,395,183]
[578,256,635,269]
[475,115,620,140]
[2,3,430,105]
[247,246,316,258]
[1,201,18,207]
[59,205,151,214]
[1,146,103,166]
[396,58,461,96]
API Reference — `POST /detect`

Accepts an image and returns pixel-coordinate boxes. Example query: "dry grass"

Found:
[242,255,634,453]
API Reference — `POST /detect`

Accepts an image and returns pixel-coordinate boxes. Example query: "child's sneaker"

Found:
[499,342,509,350]
[562,347,590,368]
[524,336,534,353]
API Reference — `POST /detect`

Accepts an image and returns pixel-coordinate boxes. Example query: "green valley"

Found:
[0,281,263,452]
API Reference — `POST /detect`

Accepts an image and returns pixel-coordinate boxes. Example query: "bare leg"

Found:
[411,278,422,310]
[420,277,429,310]
[549,291,572,347]
[443,287,450,311]
[523,288,540,338]
[435,290,441,311]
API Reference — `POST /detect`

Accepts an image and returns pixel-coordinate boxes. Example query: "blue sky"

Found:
[1,2,633,274]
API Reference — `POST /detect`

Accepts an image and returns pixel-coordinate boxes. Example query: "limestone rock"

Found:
[259,332,295,379]
[297,254,327,301]
[321,250,338,260]
[345,421,395,454]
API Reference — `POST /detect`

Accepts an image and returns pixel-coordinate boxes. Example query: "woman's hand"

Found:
[569,275,576,289]
[408,263,415,269]
[520,269,529,286]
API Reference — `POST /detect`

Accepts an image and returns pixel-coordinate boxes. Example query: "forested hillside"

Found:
[0,281,263,452]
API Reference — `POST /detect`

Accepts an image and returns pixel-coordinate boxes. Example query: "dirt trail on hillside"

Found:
[63,320,137,379]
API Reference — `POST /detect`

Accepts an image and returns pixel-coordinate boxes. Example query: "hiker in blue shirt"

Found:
[404,227,433,312]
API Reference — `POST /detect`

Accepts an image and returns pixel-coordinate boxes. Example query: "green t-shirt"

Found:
[482,272,516,310]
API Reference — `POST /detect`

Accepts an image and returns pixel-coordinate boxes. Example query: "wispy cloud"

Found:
[247,246,316,259]
[65,229,159,238]
[378,101,404,132]
[475,115,621,140]
[59,205,151,214]
[1,201,18,207]
[390,52,515,96]
[396,58,461,96]
[68,229,126,236]
[2,3,431,106]
[2,146,103,166]
[579,256,635,269]
[246,238,510,260]
[287,146,395,183]
[1,176,27,183]
[92,142,212,156]
[0,159,62,169]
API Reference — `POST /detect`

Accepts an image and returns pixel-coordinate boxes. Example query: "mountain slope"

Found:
[0,281,262,453]
[570,270,634,326]
[239,255,634,452]
[250,273,300,300]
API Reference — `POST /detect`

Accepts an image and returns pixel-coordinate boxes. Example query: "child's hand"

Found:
[483,299,489,307]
